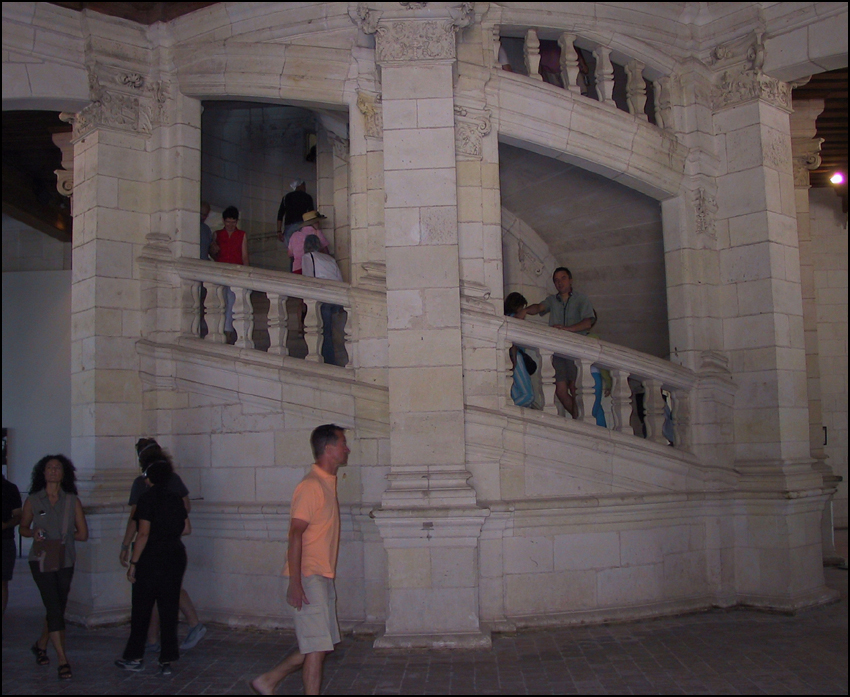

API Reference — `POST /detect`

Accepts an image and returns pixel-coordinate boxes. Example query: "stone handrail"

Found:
[163,256,353,366]
[505,317,696,450]
[498,30,671,129]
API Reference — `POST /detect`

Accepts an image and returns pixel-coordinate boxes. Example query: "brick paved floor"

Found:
[2,542,846,695]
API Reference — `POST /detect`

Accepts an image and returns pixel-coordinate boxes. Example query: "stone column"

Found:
[790,98,843,565]
[712,69,820,489]
[711,66,836,608]
[62,20,157,623]
[370,16,489,648]
[790,99,827,463]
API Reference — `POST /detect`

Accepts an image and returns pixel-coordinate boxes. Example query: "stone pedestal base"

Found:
[373,507,490,649]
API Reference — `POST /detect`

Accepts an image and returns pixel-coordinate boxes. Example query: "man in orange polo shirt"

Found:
[249,424,349,696]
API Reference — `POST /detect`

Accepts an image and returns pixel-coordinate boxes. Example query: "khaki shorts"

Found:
[289,575,341,654]
[552,355,578,383]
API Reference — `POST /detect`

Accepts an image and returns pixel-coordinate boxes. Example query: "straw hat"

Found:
[299,210,327,227]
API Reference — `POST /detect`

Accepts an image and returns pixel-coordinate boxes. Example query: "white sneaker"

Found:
[115,658,144,672]
[180,623,207,650]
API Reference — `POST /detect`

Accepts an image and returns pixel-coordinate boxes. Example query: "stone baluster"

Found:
[558,33,581,94]
[671,389,691,451]
[303,298,321,362]
[610,368,632,432]
[576,358,596,423]
[232,286,255,349]
[342,304,353,368]
[180,279,200,339]
[492,26,502,66]
[267,291,288,356]
[594,45,614,103]
[205,284,226,343]
[626,59,648,120]
[654,76,671,130]
[643,378,667,444]
[524,29,542,80]
[538,347,559,415]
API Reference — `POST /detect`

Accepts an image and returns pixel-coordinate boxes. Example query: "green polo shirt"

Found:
[539,291,595,335]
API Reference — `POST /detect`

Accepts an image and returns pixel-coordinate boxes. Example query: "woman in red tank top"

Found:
[213,206,249,267]
[212,206,249,343]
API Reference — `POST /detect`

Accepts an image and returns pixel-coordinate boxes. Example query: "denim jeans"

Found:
[320,303,342,365]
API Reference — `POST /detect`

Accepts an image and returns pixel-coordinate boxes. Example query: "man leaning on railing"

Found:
[523,266,596,419]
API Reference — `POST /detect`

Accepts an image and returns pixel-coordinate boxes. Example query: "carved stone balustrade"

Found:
[496,30,669,128]
[143,256,355,368]
[504,318,697,452]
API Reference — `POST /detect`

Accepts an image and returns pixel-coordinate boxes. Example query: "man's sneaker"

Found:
[180,623,207,650]
[114,658,144,672]
[145,641,160,654]
[159,662,172,676]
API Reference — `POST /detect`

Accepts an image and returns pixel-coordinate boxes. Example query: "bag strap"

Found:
[60,493,75,540]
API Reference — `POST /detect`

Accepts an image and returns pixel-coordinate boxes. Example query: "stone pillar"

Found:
[711,65,837,608]
[62,18,202,624]
[790,99,827,463]
[790,98,843,565]
[62,19,156,623]
[712,69,820,489]
[370,16,489,648]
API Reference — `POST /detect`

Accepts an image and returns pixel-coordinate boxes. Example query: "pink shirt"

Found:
[288,226,329,272]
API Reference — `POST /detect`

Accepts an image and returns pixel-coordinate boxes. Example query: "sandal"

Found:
[58,663,72,680]
[30,642,49,666]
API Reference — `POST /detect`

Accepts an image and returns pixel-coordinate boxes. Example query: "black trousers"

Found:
[122,547,187,663]
[29,562,74,632]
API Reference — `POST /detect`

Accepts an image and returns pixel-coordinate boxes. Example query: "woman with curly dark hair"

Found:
[19,455,88,680]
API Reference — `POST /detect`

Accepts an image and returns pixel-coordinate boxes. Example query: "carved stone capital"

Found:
[713,66,791,113]
[792,146,823,188]
[454,105,491,160]
[357,90,383,139]
[63,63,170,141]
[376,19,456,63]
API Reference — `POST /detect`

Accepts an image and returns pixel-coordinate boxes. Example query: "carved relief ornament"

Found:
[454,105,492,159]
[62,63,170,141]
[712,66,791,113]
[357,90,383,139]
[763,130,791,170]
[694,187,718,241]
[375,19,456,63]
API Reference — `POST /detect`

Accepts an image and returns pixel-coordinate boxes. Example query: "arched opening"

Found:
[499,141,669,359]
[199,100,350,358]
